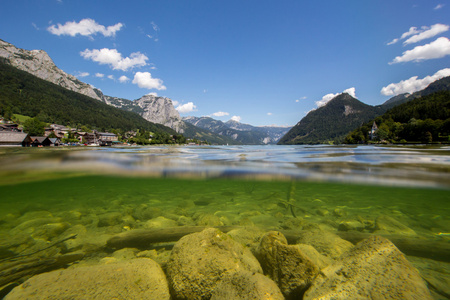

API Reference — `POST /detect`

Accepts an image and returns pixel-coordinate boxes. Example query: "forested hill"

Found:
[278,93,384,144]
[345,91,450,144]
[0,60,176,135]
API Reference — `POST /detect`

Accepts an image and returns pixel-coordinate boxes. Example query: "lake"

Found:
[0,144,449,297]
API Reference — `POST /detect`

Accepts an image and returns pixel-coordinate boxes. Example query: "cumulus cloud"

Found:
[75,71,89,77]
[132,72,166,90]
[231,116,241,122]
[107,75,114,80]
[296,96,307,102]
[380,68,450,96]
[387,24,449,46]
[211,111,229,117]
[118,75,130,83]
[267,112,273,116]
[95,73,104,78]
[47,18,123,38]
[389,37,450,64]
[176,102,197,114]
[80,48,148,71]
[315,87,356,108]
[404,24,449,45]
[387,26,420,45]
[147,92,158,96]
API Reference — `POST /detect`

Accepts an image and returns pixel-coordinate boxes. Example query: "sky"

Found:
[1,0,450,127]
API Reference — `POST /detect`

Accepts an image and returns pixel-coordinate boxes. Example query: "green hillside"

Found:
[0,60,176,136]
[278,93,384,144]
[345,91,450,144]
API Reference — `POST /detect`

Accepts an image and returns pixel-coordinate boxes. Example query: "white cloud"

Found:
[231,116,241,122]
[95,73,104,78]
[404,24,449,45]
[388,24,449,46]
[176,102,197,114]
[147,92,158,96]
[75,71,89,77]
[118,75,130,83]
[172,100,179,106]
[151,21,159,32]
[267,112,273,116]
[390,37,450,64]
[296,96,307,102]
[315,87,356,108]
[107,75,114,80]
[434,4,444,10]
[387,26,420,45]
[211,111,229,117]
[48,18,123,38]
[80,48,148,71]
[132,72,166,90]
[380,68,450,96]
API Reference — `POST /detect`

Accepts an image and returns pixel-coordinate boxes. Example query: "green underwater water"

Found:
[0,174,448,236]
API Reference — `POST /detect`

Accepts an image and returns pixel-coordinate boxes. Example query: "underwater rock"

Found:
[196,213,223,226]
[166,228,262,300]
[112,248,139,260]
[374,215,417,237]
[177,215,195,226]
[332,208,347,217]
[97,212,123,227]
[295,244,333,270]
[9,217,63,236]
[338,220,365,232]
[303,235,433,300]
[227,227,265,252]
[315,208,329,216]
[210,270,284,300]
[296,229,354,260]
[4,258,170,300]
[132,204,161,221]
[281,217,303,230]
[407,256,450,299]
[255,231,319,299]
[143,216,178,229]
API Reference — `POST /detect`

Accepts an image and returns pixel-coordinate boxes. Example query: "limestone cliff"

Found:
[0,39,103,101]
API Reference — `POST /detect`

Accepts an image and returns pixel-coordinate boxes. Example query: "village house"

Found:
[0,131,32,147]
[31,136,51,147]
[80,131,118,146]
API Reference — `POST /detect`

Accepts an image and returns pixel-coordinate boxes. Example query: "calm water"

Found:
[0,145,449,296]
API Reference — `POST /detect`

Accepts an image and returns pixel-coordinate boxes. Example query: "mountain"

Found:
[0,39,103,102]
[104,94,184,133]
[278,93,384,144]
[0,39,238,144]
[183,116,291,144]
[0,60,176,135]
[345,90,450,144]
[381,76,450,109]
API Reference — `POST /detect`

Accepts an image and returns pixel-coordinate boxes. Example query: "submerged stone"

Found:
[303,235,433,300]
[167,228,262,300]
[5,258,170,300]
[256,231,319,299]
[210,270,284,300]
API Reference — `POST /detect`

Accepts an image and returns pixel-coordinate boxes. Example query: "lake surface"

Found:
[0,144,449,297]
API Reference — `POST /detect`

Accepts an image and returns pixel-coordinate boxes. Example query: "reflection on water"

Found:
[0,145,449,297]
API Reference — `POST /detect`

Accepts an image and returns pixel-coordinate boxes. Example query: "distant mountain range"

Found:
[278,76,450,144]
[0,39,291,145]
[183,116,291,144]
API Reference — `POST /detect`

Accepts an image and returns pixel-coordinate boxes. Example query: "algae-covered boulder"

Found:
[166,227,262,300]
[4,258,170,300]
[256,231,319,299]
[296,229,354,259]
[210,270,284,300]
[303,235,433,300]
[374,215,417,236]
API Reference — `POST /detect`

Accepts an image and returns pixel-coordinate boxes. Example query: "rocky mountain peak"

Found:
[0,39,102,101]
[134,94,184,133]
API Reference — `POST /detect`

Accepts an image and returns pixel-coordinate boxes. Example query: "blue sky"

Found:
[1,0,450,126]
